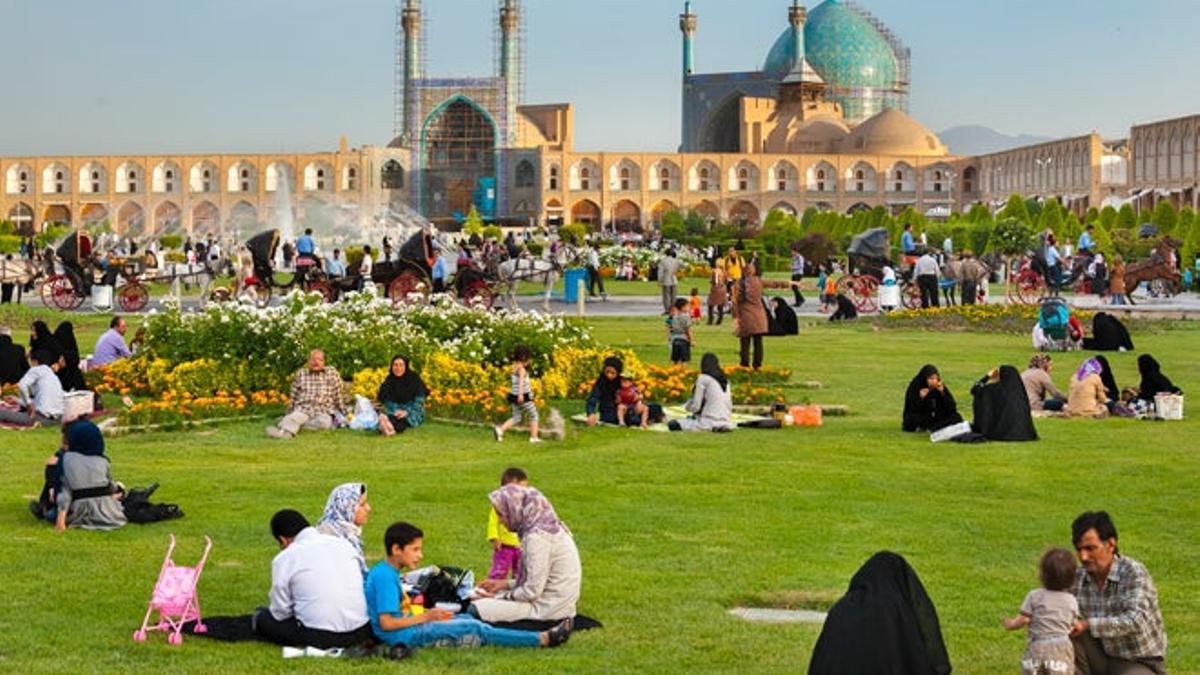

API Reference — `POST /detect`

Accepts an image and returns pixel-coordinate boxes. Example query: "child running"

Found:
[667,297,693,364]
[365,521,571,650]
[487,468,527,581]
[616,376,650,429]
[688,287,703,320]
[1003,547,1079,675]
[494,344,540,443]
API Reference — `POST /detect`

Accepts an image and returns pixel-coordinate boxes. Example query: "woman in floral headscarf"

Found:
[1066,358,1109,418]
[472,484,581,624]
[316,482,371,575]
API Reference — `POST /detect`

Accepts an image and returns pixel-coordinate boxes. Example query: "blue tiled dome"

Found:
[763,1,901,121]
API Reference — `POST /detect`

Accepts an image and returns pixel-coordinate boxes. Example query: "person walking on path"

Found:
[790,246,806,307]
[657,248,680,315]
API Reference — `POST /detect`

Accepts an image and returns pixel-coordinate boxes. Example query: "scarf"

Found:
[488,484,564,538]
[0,335,27,384]
[593,356,623,401]
[53,321,80,358]
[971,365,1038,442]
[316,482,367,574]
[67,420,106,457]
[1094,355,1119,398]
[377,356,427,405]
[31,321,60,360]
[700,353,729,391]
[1075,358,1103,382]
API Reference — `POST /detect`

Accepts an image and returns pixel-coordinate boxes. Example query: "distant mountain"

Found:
[938,125,1055,156]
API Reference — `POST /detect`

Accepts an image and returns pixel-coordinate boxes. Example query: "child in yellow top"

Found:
[486,467,527,580]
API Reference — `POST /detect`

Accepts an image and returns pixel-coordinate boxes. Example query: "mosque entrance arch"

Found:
[701,92,743,153]
[421,96,497,219]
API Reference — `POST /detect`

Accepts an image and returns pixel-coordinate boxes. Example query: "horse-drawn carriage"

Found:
[232,229,339,306]
[39,231,166,312]
[839,227,920,313]
[1007,233,1181,305]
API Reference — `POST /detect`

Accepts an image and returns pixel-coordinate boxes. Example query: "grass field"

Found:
[1,313,1197,673]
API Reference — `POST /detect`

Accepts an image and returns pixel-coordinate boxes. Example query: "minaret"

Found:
[788,0,805,70]
[399,0,422,146]
[499,0,520,146]
[679,1,697,150]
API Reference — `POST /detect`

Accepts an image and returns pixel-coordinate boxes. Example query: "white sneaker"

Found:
[529,437,543,444]
[282,647,305,659]
[493,426,504,442]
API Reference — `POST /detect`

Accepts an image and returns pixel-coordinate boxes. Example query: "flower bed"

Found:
[877,303,1095,334]
[118,389,289,427]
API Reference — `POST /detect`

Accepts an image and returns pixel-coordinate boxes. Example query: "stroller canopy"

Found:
[848,228,891,261]
[245,230,279,269]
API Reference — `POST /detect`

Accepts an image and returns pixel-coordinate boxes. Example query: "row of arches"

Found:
[3,160,377,196]
[549,198,879,228]
[986,145,1091,194]
[8,196,345,236]
[531,159,974,195]
[1136,125,1198,183]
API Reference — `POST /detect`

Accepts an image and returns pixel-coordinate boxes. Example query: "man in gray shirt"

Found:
[0,350,64,427]
[657,248,680,314]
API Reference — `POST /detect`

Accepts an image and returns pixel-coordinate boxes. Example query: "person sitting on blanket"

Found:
[376,355,426,437]
[585,357,648,427]
[0,349,64,427]
[668,353,734,432]
[253,508,374,649]
[365,521,572,650]
[616,377,649,429]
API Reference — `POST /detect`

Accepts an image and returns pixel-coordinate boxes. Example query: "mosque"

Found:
[0,1,1195,237]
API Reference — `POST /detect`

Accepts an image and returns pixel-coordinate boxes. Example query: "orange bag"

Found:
[789,405,823,427]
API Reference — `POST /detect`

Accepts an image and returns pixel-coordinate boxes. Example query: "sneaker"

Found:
[545,617,573,648]
[493,426,503,442]
[265,426,291,439]
[386,644,415,661]
[529,437,543,444]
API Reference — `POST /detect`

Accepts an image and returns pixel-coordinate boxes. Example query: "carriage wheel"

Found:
[462,281,494,309]
[308,280,336,303]
[117,282,150,312]
[837,275,878,313]
[388,271,429,306]
[1014,269,1046,305]
[41,275,78,310]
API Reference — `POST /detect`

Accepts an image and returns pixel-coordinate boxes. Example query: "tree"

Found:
[1038,199,1064,237]
[1085,206,1100,224]
[800,206,819,231]
[1098,205,1117,231]
[660,209,686,242]
[988,218,1034,257]
[795,232,836,268]
[1116,204,1137,231]
[1064,213,1084,244]
[1025,198,1043,223]
[998,194,1030,225]
[1182,211,1200,271]
[758,209,801,255]
[559,223,587,245]
[1177,207,1195,246]
[1090,219,1115,258]
[462,206,485,237]
[965,203,992,224]
[1151,200,1177,235]
[683,210,707,237]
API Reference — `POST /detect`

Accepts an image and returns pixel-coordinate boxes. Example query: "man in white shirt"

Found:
[253,509,373,648]
[913,252,941,309]
[586,244,607,300]
[0,350,64,427]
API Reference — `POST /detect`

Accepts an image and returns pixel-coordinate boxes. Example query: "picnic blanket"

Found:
[570,406,770,432]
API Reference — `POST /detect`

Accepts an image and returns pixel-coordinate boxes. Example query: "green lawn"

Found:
[1,316,1197,673]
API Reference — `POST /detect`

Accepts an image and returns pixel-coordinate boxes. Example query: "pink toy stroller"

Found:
[133,534,213,645]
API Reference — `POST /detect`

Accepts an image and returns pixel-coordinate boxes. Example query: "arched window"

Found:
[549,165,559,191]
[699,167,710,192]
[580,167,590,191]
[738,168,749,191]
[620,167,631,191]
[381,160,404,189]
[816,169,826,192]
[660,168,670,191]
[515,160,535,189]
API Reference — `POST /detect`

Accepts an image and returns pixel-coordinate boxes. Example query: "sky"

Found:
[2,0,1198,156]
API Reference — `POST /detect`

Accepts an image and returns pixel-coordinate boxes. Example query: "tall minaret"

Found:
[679,1,697,150]
[399,0,422,146]
[499,0,520,147]
[788,0,806,70]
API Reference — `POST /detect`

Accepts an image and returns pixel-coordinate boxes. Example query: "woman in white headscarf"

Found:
[316,482,371,575]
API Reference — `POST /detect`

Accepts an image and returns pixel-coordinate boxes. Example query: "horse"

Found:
[497,244,581,310]
[1122,237,1182,305]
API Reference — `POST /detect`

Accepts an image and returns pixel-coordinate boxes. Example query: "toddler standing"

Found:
[494,344,540,443]
[1003,547,1079,675]
[486,467,527,580]
[667,297,693,364]
[688,288,703,320]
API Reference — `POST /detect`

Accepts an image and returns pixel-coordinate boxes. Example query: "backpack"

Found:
[1039,299,1070,341]
[122,483,185,524]
[416,566,472,609]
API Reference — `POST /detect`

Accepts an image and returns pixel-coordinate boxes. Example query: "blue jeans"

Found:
[380,616,541,648]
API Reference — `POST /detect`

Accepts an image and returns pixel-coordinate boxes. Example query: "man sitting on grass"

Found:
[364,521,571,650]
[253,509,373,649]
[0,350,64,427]
[266,350,344,439]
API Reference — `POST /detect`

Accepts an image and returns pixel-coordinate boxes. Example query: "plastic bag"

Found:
[348,395,379,431]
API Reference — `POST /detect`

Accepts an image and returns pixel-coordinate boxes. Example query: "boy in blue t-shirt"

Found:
[364,522,572,650]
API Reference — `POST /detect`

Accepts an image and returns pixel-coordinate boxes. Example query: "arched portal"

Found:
[80,203,109,226]
[154,201,182,235]
[44,204,71,226]
[702,93,742,153]
[192,201,220,236]
[116,202,145,237]
[612,200,641,231]
[421,97,496,218]
[7,203,33,235]
[570,199,601,225]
